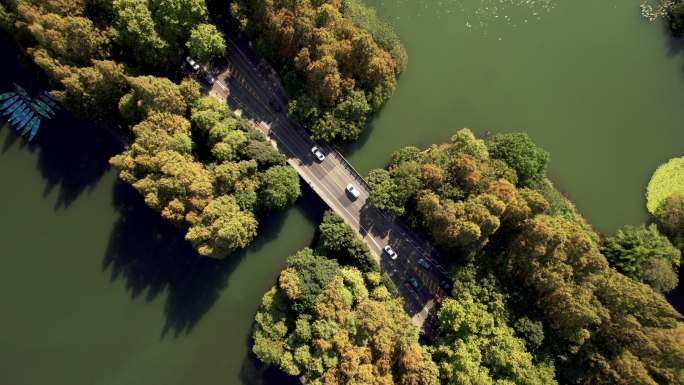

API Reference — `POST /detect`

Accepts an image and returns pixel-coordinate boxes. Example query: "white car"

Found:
[384,245,397,260]
[346,183,360,200]
[311,146,325,162]
[185,56,200,72]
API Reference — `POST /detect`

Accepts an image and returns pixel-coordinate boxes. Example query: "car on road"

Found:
[185,56,200,72]
[417,258,432,271]
[383,245,397,260]
[407,276,421,291]
[201,71,216,86]
[311,146,325,162]
[346,183,360,200]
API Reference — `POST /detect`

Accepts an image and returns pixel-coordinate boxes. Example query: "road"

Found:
[201,31,450,330]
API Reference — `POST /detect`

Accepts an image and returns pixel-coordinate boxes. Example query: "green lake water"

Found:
[1,0,684,384]
[349,0,684,233]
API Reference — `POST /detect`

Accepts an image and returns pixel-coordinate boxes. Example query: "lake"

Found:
[348,0,684,233]
[2,0,683,383]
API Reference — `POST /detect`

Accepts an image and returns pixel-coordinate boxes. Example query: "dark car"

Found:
[417,258,432,271]
[201,71,216,85]
[408,276,421,291]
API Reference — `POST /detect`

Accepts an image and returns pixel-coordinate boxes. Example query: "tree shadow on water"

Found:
[103,181,243,339]
[0,34,123,209]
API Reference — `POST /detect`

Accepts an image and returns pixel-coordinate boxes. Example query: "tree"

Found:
[54,60,128,121]
[240,140,286,168]
[508,215,683,384]
[125,75,187,116]
[656,193,684,249]
[367,168,404,215]
[486,132,549,187]
[258,165,301,210]
[670,1,684,36]
[185,195,258,257]
[646,156,684,214]
[252,248,440,384]
[17,3,110,66]
[187,23,226,63]
[433,296,557,385]
[603,224,681,293]
[112,0,168,66]
[150,0,208,46]
[318,211,378,272]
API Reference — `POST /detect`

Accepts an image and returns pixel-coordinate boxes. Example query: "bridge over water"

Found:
[206,32,451,330]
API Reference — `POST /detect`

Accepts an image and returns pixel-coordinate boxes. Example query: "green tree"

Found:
[367,168,404,215]
[487,132,549,187]
[656,193,684,249]
[150,0,207,46]
[125,75,187,116]
[112,0,168,66]
[318,211,378,272]
[258,165,301,210]
[52,60,128,121]
[252,248,440,384]
[603,224,681,293]
[17,3,110,66]
[185,195,258,257]
[670,1,684,36]
[186,23,226,63]
[647,156,684,214]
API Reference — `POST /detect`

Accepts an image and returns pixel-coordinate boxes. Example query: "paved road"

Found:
[201,31,450,330]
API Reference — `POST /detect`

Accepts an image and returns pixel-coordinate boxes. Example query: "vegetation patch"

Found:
[228,0,406,143]
[646,156,684,214]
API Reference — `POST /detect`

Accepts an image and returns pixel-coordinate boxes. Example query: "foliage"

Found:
[646,156,684,214]
[431,265,557,385]
[187,23,226,63]
[656,193,684,250]
[341,0,407,71]
[371,131,684,385]
[252,249,439,384]
[5,0,302,262]
[486,132,550,187]
[318,211,378,272]
[368,128,547,259]
[185,195,258,257]
[670,1,684,36]
[603,224,681,293]
[507,215,683,384]
[258,165,301,210]
[228,0,405,142]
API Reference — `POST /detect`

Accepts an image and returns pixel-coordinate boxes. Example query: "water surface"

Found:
[0,38,311,385]
[349,0,684,233]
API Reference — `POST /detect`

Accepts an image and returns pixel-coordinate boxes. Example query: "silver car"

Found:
[384,245,397,260]
[311,146,325,162]
[185,56,200,72]
[346,183,360,200]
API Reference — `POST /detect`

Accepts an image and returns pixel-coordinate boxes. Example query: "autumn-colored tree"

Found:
[229,0,405,142]
[252,249,439,384]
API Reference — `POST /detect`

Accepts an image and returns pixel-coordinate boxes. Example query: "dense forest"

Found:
[0,0,299,257]
[366,129,684,384]
[253,211,439,385]
[226,0,406,143]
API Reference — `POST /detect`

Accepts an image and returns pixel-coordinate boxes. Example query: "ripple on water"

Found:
[377,0,556,32]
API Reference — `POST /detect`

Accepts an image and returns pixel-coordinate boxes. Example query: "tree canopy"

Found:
[252,249,439,384]
[603,224,681,293]
[228,0,405,142]
[646,156,684,214]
